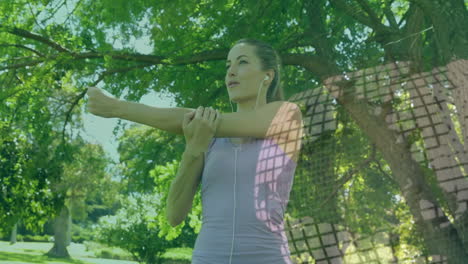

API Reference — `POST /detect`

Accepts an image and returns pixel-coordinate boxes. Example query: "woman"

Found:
[87,39,303,263]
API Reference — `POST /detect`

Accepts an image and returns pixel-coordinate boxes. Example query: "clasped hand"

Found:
[182,106,221,154]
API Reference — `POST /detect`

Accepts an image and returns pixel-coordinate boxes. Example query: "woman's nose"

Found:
[227,65,237,76]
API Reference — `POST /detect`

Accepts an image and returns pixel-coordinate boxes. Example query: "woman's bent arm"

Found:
[114,99,301,140]
[166,148,204,227]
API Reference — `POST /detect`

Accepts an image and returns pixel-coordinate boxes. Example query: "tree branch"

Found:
[169,48,229,64]
[0,43,44,57]
[26,0,45,30]
[1,25,341,81]
[329,0,374,28]
[5,55,40,62]
[303,0,335,59]
[0,87,29,103]
[0,49,208,72]
[63,0,84,25]
[1,23,232,68]
[383,0,399,29]
[355,0,382,27]
[0,24,71,53]
[397,5,411,27]
[318,144,377,209]
[39,0,67,26]
[277,33,311,52]
[0,59,46,71]
[281,53,339,80]
[61,88,87,142]
[2,24,343,81]
[93,63,155,84]
[0,71,24,102]
[329,0,391,35]
[1,48,337,83]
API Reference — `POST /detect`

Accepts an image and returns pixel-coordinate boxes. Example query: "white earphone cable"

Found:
[255,77,267,110]
[229,145,239,264]
[229,76,266,262]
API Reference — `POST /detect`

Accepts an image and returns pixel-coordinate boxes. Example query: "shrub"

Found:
[72,235,85,243]
[71,223,95,243]
[96,193,177,264]
[21,234,50,242]
[95,160,201,264]
[83,241,135,261]
[98,249,113,259]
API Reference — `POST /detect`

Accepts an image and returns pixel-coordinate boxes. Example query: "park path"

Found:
[0,241,137,264]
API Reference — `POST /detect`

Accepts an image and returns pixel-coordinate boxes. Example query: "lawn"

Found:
[0,241,192,264]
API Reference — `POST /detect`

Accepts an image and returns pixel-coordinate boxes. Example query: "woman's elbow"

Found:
[169,219,180,227]
[166,208,179,227]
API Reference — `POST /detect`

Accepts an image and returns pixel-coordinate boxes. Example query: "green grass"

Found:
[0,251,87,264]
[0,241,192,264]
[0,241,138,264]
[81,241,135,261]
[159,247,192,262]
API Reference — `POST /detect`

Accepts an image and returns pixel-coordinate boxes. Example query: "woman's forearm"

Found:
[166,147,204,227]
[115,100,194,135]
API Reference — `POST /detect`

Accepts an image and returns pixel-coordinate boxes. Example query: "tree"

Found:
[2,0,468,262]
[47,138,113,257]
[96,160,199,264]
[0,93,67,237]
[117,124,186,193]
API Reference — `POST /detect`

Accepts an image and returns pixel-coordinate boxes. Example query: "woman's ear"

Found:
[267,69,275,82]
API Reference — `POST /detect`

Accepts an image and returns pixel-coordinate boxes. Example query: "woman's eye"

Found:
[225,61,247,69]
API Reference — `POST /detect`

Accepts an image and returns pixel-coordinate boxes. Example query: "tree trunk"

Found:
[323,61,468,262]
[9,222,17,244]
[47,206,70,258]
[66,201,72,246]
[389,231,400,263]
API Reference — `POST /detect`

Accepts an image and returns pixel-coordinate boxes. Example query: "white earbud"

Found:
[254,76,269,110]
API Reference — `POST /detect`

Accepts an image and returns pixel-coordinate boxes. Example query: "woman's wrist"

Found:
[113,99,125,118]
[183,147,205,159]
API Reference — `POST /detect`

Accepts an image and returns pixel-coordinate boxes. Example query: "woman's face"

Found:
[225,44,271,103]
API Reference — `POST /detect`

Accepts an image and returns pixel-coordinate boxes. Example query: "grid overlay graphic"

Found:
[283,60,468,263]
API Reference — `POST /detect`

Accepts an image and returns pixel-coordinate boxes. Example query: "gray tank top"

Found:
[191,137,297,264]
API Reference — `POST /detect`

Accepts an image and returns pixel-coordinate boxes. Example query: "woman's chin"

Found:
[229,95,238,103]
[229,96,237,101]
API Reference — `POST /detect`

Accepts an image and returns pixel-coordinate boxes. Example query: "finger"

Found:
[204,106,213,120]
[208,107,217,124]
[214,110,221,132]
[183,110,195,127]
[194,106,204,119]
[190,110,196,119]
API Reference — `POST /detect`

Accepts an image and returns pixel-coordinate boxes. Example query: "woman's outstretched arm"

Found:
[87,86,193,135]
[87,87,302,140]
[115,100,193,135]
